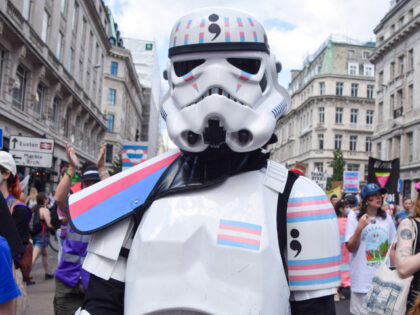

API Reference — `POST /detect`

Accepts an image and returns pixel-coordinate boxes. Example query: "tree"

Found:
[327,149,346,189]
[109,154,122,176]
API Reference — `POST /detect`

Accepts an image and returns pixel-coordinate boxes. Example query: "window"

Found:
[347,50,355,58]
[391,24,395,33]
[348,62,358,75]
[366,110,374,125]
[366,85,374,99]
[57,32,63,60]
[408,133,413,162]
[42,10,50,42]
[50,97,60,130]
[390,94,395,111]
[319,82,325,95]
[314,162,323,173]
[399,16,405,27]
[395,89,404,118]
[145,43,153,50]
[364,64,374,76]
[12,65,27,110]
[350,135,357,151]
[106,144,113,163]
[34,83,46,118]
[348,164,359,172]
[335,107,343,123]
[318,107,324,123]
[61,0,66,14]
[335,134,342,150]
[108,88,116,104]
[379,71,384,86]
[390,61,395,79]
[336,82,343,96]
[350,108,358,124]
[78,60,83,83]
[318,134,324,150]
[408,49,414,70]
[366,137,372,152]
[72,3,79,31]
[110,61,118,75]
[106,114,114,131]
[64,108,71,137]
[409,9,414,19]
[0,51,4,94]
[409,85,413,110]
[378,101,383,123]
[399,55,405,75]
[351,83,358,97]
[68,48,74,74]
[22,0,31,21]
[363,51,370,59]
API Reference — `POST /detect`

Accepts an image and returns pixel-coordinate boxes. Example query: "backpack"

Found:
[29,208,43,236]
[49,201,62,230]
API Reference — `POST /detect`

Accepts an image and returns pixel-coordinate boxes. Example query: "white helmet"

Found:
[161,7,290,152]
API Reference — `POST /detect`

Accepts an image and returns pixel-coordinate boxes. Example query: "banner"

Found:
[343,171,359,193]
[122,142,148,170]
[326,185,342,199]
[367,157,400,204]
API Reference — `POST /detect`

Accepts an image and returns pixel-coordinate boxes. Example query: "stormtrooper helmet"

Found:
[161,7,290,152]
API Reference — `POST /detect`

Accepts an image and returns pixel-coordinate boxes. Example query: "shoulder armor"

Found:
[263,160,289,194]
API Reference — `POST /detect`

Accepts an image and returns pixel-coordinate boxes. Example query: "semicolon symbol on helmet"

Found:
[290,228,302,258]
[208,13,221,41]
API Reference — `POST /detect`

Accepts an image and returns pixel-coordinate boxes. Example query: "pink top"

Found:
[338,217,351,287]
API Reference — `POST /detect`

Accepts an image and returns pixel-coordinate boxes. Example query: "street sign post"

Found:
[9,136,54,168]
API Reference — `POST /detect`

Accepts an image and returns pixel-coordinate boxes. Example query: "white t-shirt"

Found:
[345,210,396,293]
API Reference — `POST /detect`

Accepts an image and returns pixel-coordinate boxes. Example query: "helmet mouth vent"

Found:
[186,87,245,107]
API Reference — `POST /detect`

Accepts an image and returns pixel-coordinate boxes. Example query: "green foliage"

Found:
[328,148,346,182]
[109,154,122,176]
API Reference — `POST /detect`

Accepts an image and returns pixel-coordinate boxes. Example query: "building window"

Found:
[64,108,71,137]
[350,135,357,151]
[399,54,405,75]
[0,51,4,94]
[350,109,358,124]
[50,97,60,130]
[348,62,358,75]
[318,134,324,150]
[336,82,343,96]
[378,101,383,123]
[395,89,404,118]
[351,83,358,97]
[110,61,118,75]
[68,48,74,73]
[335,134,342,150]
[34,83,46,118]
[408,49,414,70]
[408,133,413,162]
[319,82,325,95]
[61,0,67,13]
[42,10,50,42]
[106,114,114,131]
[390,94,395,112]
[364,64,374,76]
[409,85,413,110]
[106,144,113,163]
[399,16,405,27]
[347,50,355,58]
[22,0,31,21]
[318,107,324,123]
[108,88,116,104]
[409,9,414,19]
[72,2,79,31]
[379,71,384,86]
[363,51,370,59]
[12,65,27,110]
[366,137,372,152]
[335,107,343,124]
[57,32,63,60]
[367,85,374,99]
[390,61,395,79]
[391,24,395,33]
[145,43,153,50]
[314,162,323,173]
[366,110,374,125]
[348,164,359,172]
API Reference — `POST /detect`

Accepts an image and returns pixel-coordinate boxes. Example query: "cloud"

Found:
[106,0,390,88]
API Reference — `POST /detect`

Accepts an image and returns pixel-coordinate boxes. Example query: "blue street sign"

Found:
[0,128,3,149]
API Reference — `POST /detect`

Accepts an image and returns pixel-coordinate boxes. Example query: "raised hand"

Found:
[66,142,77,169]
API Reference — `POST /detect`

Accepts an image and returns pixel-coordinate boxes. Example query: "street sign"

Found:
[0,128,2,149]
[9,135,54,168]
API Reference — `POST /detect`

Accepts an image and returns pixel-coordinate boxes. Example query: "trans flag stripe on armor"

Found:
[217,219,262,251]
[68,150,181,233]
[286,195,335,223]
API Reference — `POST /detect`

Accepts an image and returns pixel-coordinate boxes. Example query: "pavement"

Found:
[26,248,352,315]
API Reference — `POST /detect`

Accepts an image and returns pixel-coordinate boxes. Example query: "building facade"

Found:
[0,0,110,192]
[271,35,376,183]
[370,0,420,198]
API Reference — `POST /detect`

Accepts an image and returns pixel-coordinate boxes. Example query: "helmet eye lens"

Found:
[174,59,205,76]
[227,58,261,74]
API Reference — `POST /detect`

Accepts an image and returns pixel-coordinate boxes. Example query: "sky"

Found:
[105,0,391,89]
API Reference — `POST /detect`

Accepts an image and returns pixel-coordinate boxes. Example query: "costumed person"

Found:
[75,8,340,315]
[53,143,108,315]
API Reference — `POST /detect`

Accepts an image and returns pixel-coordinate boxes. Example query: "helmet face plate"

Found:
[162,8,290,152]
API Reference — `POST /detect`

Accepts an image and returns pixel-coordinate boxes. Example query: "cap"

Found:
[0,151,17,176]
[415,181,420,192]
[345,194,359,208]
[360,183,387,199]
[81,164,100,182]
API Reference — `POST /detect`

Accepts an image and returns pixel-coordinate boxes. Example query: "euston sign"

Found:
[9,136,54,168]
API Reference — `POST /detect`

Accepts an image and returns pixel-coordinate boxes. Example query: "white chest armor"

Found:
[125,169,290,315]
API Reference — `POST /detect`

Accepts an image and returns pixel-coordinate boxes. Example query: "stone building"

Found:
[271,35,376,182]
[0,0,110,192]
[370,0,420,197]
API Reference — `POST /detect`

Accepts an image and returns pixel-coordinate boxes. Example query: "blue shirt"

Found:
[396,210,412,222]
[0,236,21,304]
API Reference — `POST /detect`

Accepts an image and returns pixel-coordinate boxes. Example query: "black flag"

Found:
[367,157,400,204]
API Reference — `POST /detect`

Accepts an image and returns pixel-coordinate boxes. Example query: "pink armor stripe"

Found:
[288,198,330,208]
[217,234,260,246]
[219,224,262,235]
[288,260,340,270]
[289,271,340,281]
[287,208,334,218]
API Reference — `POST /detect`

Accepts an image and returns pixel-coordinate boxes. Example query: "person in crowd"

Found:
[395,181,420,313]
[0,151,30,314]
[334,199,351,301]
[25,187,38,209]
[345,194,359,212]
[30,192,54,281]
[345,183,397,315]
[330,194,339,208]
[396,197,414,225]
[53,142,107,315]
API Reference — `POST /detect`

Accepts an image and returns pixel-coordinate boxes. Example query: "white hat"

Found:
[0,151,17,176]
